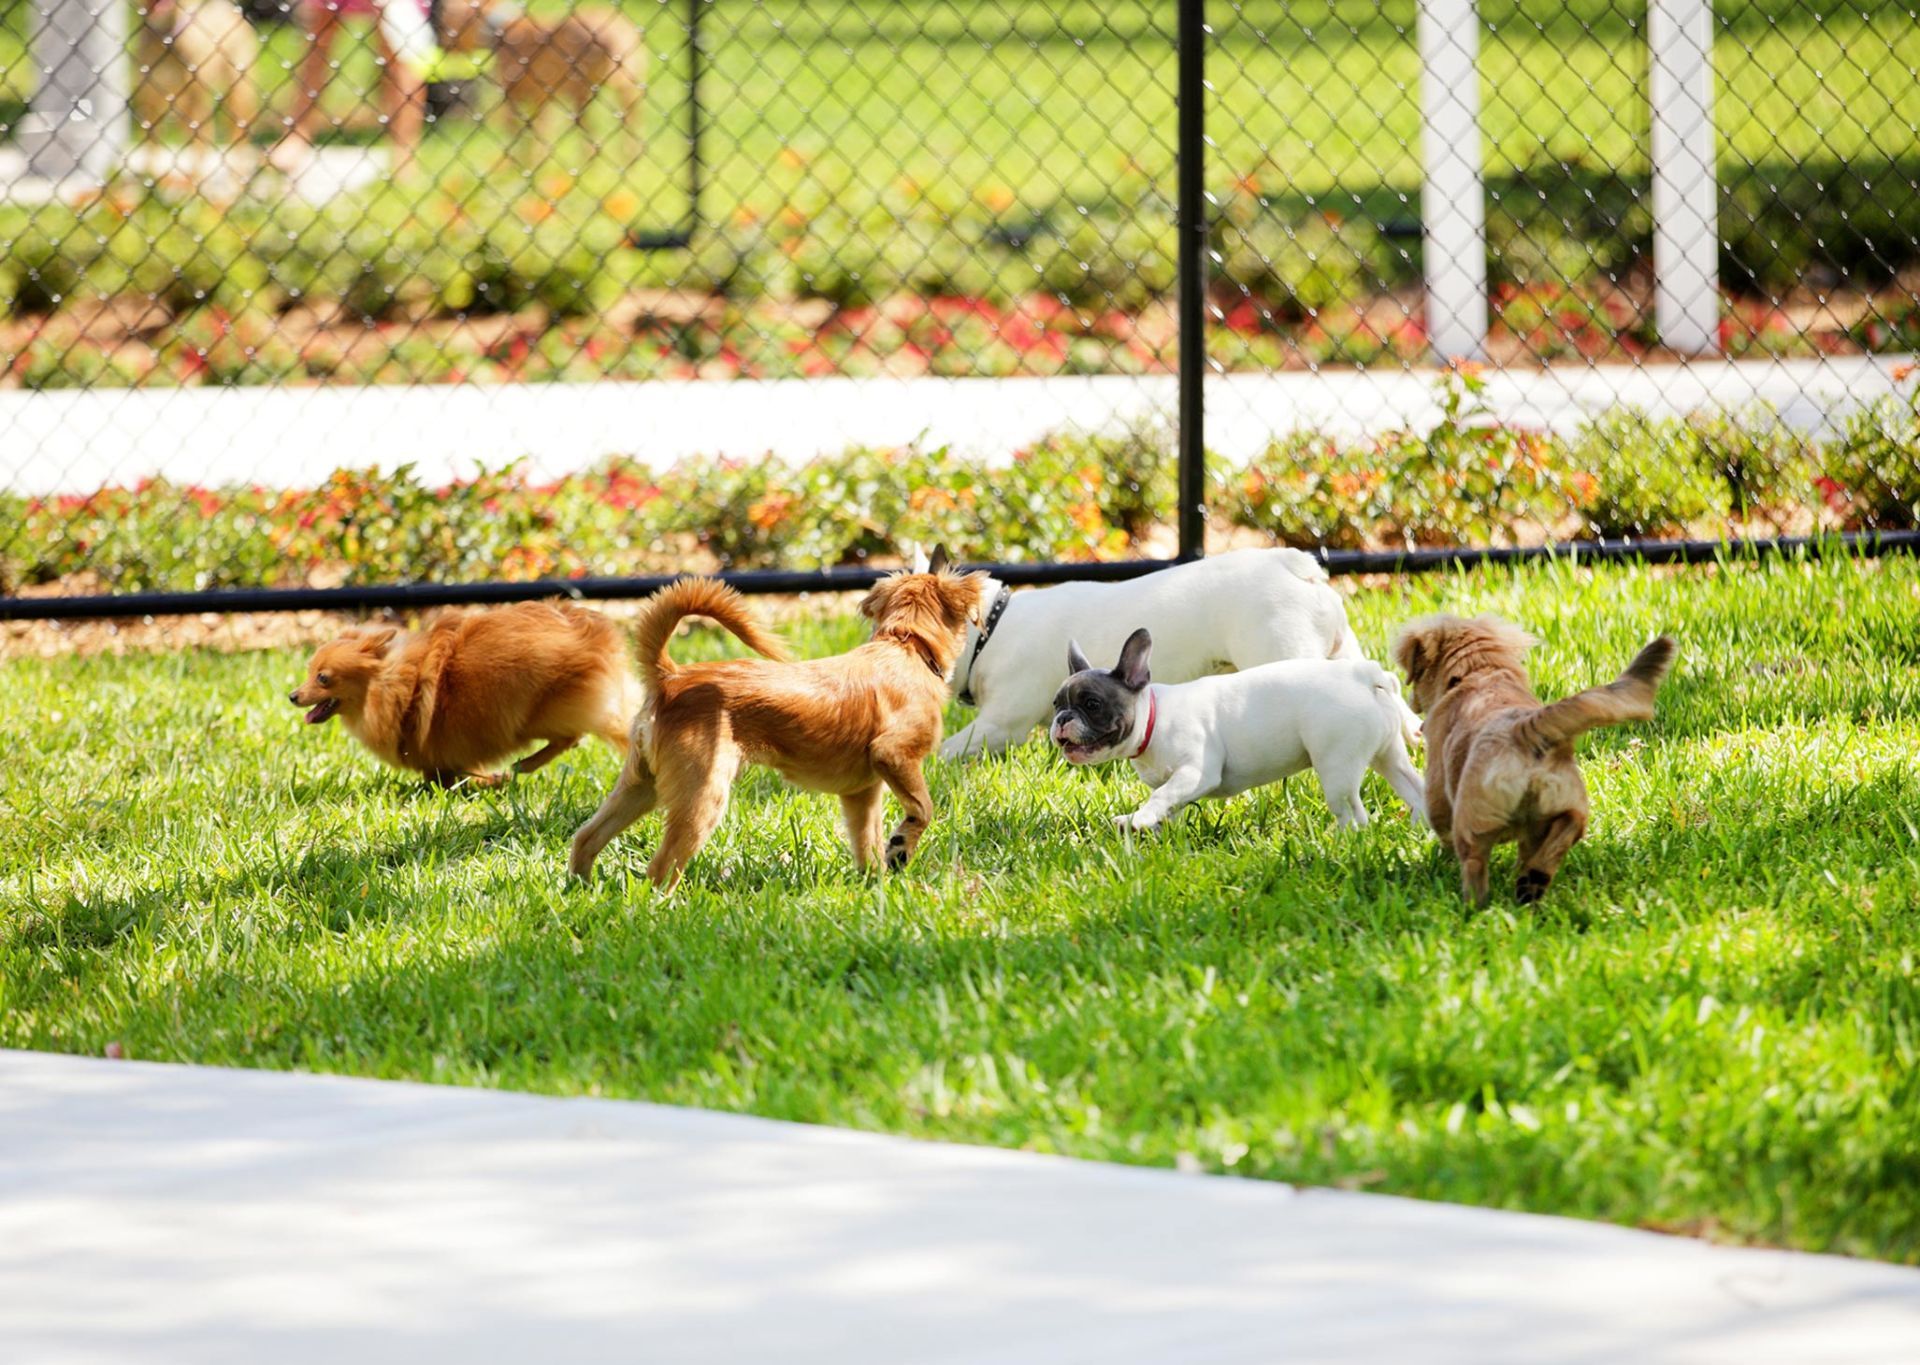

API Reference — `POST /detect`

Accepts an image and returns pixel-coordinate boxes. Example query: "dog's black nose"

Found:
[288,691,300,704]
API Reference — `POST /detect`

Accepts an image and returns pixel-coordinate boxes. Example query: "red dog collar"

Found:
[1132,688,1157,758]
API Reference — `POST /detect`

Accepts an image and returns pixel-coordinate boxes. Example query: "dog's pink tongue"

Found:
[305,702,331,724]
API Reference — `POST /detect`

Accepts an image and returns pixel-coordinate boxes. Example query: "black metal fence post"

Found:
[685,0,705,242]
[629,0,704,249]
[1176,0,1208,561]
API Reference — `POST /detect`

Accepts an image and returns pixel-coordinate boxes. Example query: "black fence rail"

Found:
[3,0,1920,625]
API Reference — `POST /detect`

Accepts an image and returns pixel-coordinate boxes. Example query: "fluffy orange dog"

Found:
[1393,615,1676,905]
[291,601,638,787]
[569,558,988,890]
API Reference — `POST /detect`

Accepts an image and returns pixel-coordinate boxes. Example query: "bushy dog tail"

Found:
[1513,636,1677,751]
[633,577,791,692]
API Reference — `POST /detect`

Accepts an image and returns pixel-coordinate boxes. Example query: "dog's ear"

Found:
[1113,628,1153,690]
[356,624,399,658]
[927,544,951,575]
[1066,638,1094,676]
[906,543,931,575]
[1392,626,1425,682]
[857,577,893,621]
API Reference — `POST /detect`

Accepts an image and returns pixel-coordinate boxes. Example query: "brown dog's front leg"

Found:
[1516,809,1588,903]
[1426,784,1455,842]
[1454,832,1492,906]
[840,785,886,871]
[872,752,933,872]
[515,737,580,774]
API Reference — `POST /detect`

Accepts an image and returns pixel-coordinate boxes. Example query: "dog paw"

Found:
[1515,869,1551,904]
[1113,811,1158,834]
[885,833,911,871]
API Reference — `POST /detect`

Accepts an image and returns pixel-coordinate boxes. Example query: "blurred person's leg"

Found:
[374,0,436,175]
[272,0,344,165]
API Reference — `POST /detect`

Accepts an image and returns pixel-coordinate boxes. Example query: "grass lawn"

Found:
[6,0,1916,223]
[3,552,1919,1262]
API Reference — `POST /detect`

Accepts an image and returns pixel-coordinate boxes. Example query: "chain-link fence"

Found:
[3,0,1919,635]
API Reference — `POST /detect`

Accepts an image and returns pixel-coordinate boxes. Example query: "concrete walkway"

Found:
[2,355,1910,496]
[3,1050,1916,1364]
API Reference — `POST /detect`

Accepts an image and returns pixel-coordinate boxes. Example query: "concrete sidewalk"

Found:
[2,1050,1916,1363]
[2,356,1910,496]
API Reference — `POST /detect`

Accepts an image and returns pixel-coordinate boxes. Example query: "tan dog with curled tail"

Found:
[1394,615,1676,905]
[569,552,988,891]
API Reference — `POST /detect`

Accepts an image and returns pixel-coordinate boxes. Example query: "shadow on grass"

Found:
[3,797,554,954]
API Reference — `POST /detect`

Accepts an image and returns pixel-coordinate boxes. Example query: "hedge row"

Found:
[4,169,1916,333]
[6,371,1918,596]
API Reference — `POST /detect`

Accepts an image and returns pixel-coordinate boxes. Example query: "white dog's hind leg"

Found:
[1318,764,1372,830]
[939,715,1023,760]
[1371,741,1429,829]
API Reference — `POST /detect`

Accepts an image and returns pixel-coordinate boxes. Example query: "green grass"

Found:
[4,553,1920,1262]
[6,0,1918,230]
[7,0,1920,320]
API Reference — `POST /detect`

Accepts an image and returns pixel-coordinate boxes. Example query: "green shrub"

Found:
[1025,419,1174,538]
[1221,370,1567,550]
[1484,165,1651,289]
[6,389,1910,597]
[1687,405,1817,520]
[1564,410,1733,539]
[1211,199,1387,321]
[1369,367,1567,547]
[1822,386,1920,530]
[1219,433,1379,551]
[1,211,90,313]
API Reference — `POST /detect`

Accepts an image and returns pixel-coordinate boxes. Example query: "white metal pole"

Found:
[24,0,129,184]
[1649,0,1720,355]
[1416,0,1488,361]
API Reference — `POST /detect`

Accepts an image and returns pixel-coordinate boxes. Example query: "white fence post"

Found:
[1649,0,1720,355]
[22,0,129,185]
[1416,0,1487,361]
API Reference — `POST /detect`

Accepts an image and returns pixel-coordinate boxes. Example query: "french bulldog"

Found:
[1050,628,1428,833]
[943,547,1418,759]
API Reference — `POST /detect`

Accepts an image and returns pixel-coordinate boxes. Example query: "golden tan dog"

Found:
[291,601,639,788]
[1393,615,1675,905]
[569,559,988,891]
[438,0,646,157]
[134,0,260,157]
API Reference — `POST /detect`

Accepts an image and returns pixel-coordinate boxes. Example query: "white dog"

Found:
[941,547,1403,758]
[1049,628,1427,833]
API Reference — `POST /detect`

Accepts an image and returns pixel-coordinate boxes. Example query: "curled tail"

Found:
[632,577,791,693]
[1513,636,1677,751]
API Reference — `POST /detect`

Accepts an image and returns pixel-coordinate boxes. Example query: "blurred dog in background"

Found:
[438,0,647,159]
[134,0,260,163]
